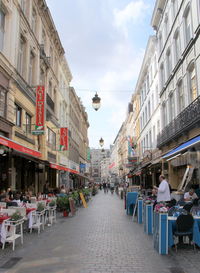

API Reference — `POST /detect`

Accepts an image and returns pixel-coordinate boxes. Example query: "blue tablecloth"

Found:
[168,218,200,247]
[126,192,138,215]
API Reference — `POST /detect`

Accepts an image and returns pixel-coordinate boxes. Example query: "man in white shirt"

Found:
[184,188,198,201]
[154,175,171,202]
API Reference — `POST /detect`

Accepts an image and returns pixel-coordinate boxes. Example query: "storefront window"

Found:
[15,104,22,127]
[0,87,6,117]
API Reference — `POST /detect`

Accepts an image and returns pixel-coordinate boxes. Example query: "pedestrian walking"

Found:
[103,182,107,194]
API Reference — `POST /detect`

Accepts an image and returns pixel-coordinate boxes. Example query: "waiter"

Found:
[154,175,170,202]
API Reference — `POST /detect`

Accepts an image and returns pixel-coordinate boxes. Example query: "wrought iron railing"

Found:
[157,96,200,148]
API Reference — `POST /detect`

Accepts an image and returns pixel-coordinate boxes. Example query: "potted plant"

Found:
[10,211,23,222]
[49,200,56,207]
[37,203,45,212]
[57,196,70,217]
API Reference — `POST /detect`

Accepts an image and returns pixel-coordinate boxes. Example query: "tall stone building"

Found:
[152,0,200,189]
[0,0,90,193]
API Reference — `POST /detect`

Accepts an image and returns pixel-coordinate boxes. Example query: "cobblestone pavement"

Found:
[0,192,200,273]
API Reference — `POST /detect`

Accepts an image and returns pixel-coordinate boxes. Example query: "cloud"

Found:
[114,0,149,27]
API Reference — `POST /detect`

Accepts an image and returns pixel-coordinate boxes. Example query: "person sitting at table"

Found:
[184,187,198,201]
[154,175,171,203]
[12,194,22,206]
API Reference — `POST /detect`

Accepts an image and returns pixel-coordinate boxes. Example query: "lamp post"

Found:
[99,137,104,147]
[92,92,101,111]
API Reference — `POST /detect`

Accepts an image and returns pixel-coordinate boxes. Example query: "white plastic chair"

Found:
[30,210,45,234]
[2,219,24,251]
[48,206,56,225]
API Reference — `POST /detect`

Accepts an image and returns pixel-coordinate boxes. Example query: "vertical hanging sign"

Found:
[60,128,68,150]
[33,86,45,135]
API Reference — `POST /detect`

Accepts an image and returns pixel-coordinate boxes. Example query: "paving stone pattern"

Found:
[0,192,200,273]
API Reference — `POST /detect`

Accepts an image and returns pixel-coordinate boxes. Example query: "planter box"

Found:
[144,204,153,235]
[153,212,168,255]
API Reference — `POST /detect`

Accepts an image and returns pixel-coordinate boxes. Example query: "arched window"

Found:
[177,79,185,113]
[162,102,167,127]
[188,62,197,102]
[166,48,172,78]
[169,92,175,121]
[184,4,192,46]
[159,32,163,53]
[174,28,181,63]
[160,63,165,88]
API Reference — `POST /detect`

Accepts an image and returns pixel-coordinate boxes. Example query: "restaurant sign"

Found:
[35,86,45,134]
[60,128,68,151]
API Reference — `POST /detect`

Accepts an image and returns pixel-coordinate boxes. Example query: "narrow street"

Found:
[0,193,199,273]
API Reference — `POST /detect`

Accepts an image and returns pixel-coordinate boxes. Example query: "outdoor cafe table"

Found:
[144,203,153,235]
[168,216,200,248]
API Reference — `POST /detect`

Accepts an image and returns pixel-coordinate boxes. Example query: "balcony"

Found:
[39,44,51,68]
[157,96,200,148]
[46,93,54,112]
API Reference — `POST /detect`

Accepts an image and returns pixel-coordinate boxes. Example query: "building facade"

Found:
[152,0,200,189]
[0,0,89,193]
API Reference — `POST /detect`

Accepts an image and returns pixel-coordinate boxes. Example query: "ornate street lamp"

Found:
[92,92,101,111]
[99,137,104,147]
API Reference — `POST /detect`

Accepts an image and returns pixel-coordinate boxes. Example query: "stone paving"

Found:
[0,192,200,273]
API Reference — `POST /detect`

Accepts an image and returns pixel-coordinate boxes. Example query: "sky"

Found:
[46,0,155,148]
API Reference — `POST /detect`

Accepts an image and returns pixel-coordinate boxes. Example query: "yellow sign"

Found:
[79,193,88,208]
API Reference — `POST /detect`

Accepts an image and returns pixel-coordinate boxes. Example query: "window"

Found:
[145,106,147,124]
[146,134,149,150]
[171,0,178,20]
[48,81,52,98]
[21,0,26,14]
[17,35,26,76]
[15,104,22,127]
[0,7,5,51]
[47,127,56,150]
[31,7,37,33]
[50,46,53,67]
[153,125,156,143]
[166,49,172,78]
[41,29,46,49]
[0,87,6,117]
[159,33,163,53]
[177,80,184,113]
[28,51,35,85]
[174,30,181,63]
[188,63,197,102]
[142,112,145,128]
[169,92,175,121]
[157,120,160,133]
[184,6,192,45]
[40,68,45,85]
[160,63,165,88]
[148,100,151,118]
[25,113,31,134]
[146,75,150,92]
[164,15,169,39]
[152,94,154,112]
[162,103,167,127]
[149,130,152,148]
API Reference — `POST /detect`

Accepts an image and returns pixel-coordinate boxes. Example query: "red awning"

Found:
[49,163,79,174]
[0,136,42,158]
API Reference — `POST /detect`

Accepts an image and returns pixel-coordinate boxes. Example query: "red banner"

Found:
[0,136,42,158]
[35,86,45,132]
[109,162,115,169]
[50,163,78,174]
[60,128,68,150]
